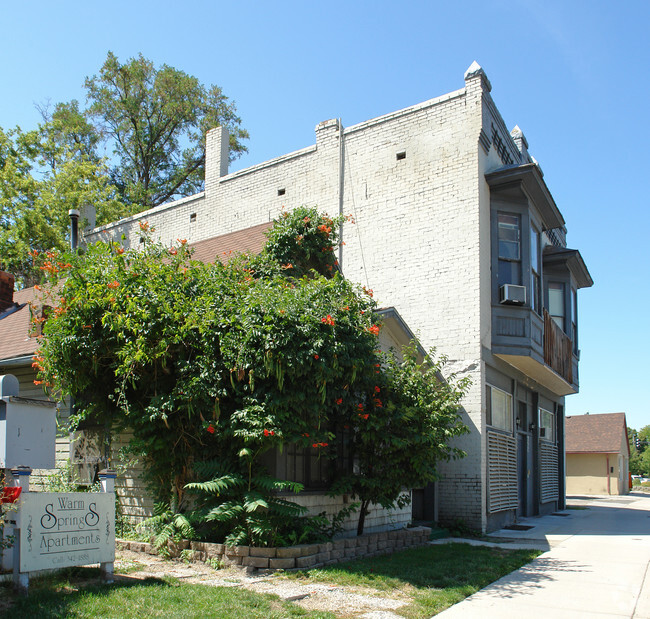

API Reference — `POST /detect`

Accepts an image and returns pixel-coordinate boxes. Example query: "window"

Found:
[486,384,513,432]
[539,408,554,441]
[497,213,521,287]
[548,282,565,331]
[530,225,541,314]
[284,443,329,489]
[571,288,578,354]
[281,428,353,490]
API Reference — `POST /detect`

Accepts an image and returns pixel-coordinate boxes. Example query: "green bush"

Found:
[35,207,468,539]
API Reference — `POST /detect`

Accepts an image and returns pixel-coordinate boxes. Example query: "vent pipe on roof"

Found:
[69,209,80,251]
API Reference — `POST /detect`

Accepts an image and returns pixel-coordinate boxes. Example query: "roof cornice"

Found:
[486,163,565,231]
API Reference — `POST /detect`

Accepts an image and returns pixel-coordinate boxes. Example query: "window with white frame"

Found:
[548,282,565,331]
[539,408,554,441]
[486,384,513,433]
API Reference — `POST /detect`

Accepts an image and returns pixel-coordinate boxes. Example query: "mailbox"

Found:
[0,374,57,470]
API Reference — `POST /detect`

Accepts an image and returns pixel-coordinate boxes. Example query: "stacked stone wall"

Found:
[117,525,431,571]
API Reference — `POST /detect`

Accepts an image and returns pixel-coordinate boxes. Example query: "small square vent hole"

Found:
[190,213,197,223]
[277,188,286,196]
[396,151,406,161]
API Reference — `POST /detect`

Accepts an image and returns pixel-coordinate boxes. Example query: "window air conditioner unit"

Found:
[499,284,526,306]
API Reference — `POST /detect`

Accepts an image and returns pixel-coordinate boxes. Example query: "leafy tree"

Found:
[630,426,650,477]
[34,207,467,541]
[638,425,650,446]
[84,52,249,208]
[1,52,248,286]
[331,345,469,535]
[0,124,125,287]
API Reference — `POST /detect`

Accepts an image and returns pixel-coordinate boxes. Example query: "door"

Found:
[517,433,527,517]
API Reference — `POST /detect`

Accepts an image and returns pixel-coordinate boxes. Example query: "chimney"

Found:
[0,271,15,312]
[69,209,80,250]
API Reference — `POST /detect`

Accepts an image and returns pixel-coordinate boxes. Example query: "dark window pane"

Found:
[499,240,520,260]
[486,385,492,426]
[498,259,521,287]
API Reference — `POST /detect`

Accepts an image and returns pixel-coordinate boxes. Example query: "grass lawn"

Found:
[281,542,541,618]
[1,568,334,619]
[1,543,539,618]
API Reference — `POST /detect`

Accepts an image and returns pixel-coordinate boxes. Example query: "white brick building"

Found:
[87,62,592,532]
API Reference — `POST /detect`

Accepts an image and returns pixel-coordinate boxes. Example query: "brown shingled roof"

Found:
[0,223,273,363]
[188,222,271,264]
[0,287,39,362]
[565,413,629,455]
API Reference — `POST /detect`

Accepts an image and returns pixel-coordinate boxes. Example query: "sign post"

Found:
[1,374,116,593]
[13,473,116,593]
[99,469,116,583]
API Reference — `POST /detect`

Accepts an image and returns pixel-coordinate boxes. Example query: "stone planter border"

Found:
[116,525,431,571]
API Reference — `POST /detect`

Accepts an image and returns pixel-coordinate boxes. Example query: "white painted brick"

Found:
[84,67,554,533]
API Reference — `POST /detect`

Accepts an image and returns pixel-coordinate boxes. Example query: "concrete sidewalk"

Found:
[435,493,650,618]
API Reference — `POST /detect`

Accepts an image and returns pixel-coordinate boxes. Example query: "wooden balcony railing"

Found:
[544,310,573,385]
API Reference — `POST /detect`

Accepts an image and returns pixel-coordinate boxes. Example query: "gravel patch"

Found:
[115,549,411,617]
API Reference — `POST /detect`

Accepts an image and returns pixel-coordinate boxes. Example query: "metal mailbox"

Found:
[0,374,57,470]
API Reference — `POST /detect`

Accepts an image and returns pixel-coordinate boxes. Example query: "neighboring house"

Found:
[565,413,630,496]
[69,62,596,531]
[0,272,70,483]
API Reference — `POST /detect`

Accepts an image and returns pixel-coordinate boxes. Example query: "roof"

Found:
[543,247,594,289]
[0,224,273,364]
[485,163,565,231]
[0,286,39,363]
[188,222,271,263]
[565,413,629,455]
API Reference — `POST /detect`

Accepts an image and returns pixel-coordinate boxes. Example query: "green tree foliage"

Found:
[0,123,125,287]
[331,345,469,535]
[629,426,650,476]
[85,52,249,208]
[34,207,467,540]
[0,52,248,286]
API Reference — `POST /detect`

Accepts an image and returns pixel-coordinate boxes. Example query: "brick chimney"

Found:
[0,271,15,312]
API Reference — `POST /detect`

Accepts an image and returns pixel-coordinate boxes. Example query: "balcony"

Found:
[543,310,572,385]
[492,305,577,396]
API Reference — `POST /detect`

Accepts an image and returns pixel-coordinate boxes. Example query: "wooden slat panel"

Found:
[487,431,518,513]
[544,310,573,384]
[540,441,559,503]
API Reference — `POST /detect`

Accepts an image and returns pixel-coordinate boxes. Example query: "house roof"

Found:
[0,223,273,364]
[0,286,40,363]
[188,222,271,263]
[565,412,629,455]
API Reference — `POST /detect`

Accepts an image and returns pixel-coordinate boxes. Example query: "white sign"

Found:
[19,492,115,572]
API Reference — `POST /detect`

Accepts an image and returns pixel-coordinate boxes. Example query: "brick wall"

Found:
[84,65,536,531]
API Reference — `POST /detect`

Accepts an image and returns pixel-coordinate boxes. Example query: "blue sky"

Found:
[1,1,648,429]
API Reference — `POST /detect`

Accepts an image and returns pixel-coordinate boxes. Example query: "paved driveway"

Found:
[436,493,650,618]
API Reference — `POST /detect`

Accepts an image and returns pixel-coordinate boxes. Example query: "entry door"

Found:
[517,433,527,517]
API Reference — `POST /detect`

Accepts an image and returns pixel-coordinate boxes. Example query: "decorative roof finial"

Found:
[464,61,492,92]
